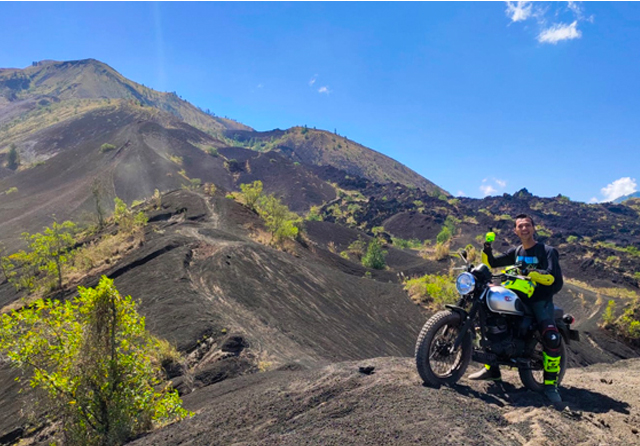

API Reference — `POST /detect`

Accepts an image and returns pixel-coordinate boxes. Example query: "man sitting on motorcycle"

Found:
[468,213,564,404]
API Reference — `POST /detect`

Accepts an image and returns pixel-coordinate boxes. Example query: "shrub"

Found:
[433,241,450,261]
[616,302,640,340]
[0,276,191,446]
[436,226,452,244]
[113,198,147,234]
[601,300,616,328]
[169,155,183,165]
[537,228,552,238]
[256,194,300,244]
[392,237,423,250]
[371,226,385,237]
[346,238,367,260]
[6,144,19,170]
[362,238,386,270]
[206,147,219,157]
[189,178,202,189]
[204,183,217,196]
[606,255,621,266]
[444,215,459,234]
[566,235,579,244]
[404,273,458,307]
[239,180,263,211]
[99,143,117,153]
[305,205,323,222]
[152,189,162,209]
[4,186,18,195]
[626,246,640,257]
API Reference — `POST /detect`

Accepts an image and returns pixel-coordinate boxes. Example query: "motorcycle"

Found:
[415,249,580,392]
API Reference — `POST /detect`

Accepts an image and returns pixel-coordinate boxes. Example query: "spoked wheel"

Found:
[518,334,567,392]
[415,310,472,387]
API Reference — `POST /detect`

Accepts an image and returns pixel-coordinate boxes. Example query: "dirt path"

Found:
[129,357,640,446]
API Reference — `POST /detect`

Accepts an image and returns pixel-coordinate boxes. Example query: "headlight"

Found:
[456,272,476,295]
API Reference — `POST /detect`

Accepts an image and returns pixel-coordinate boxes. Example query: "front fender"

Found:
[445,304,469,321]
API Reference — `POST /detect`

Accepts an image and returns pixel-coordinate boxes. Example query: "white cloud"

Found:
[589,197,598,203]
[600,177,637,202]
[257,83,263,89]
[457,190,466,197]
[538,21,582,44]
[505,2,591,43]
[480,177,507,197]
[505,1,533,23]
[480,184,498,196]
[309,75,317,86]
[318,86,330,94]
[567,1,584,20]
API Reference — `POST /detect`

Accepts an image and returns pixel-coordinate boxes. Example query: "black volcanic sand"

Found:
[0,106,333,251]
[129,357,640,446]
[0,190,428,441]
[1,190,639,445]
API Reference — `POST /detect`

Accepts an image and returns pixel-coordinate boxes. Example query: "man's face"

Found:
[514,217,535,240]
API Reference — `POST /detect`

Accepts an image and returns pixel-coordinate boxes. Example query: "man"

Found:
[468,213,564,404]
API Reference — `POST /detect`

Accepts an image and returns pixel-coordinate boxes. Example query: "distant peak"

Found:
[514,188,533,199]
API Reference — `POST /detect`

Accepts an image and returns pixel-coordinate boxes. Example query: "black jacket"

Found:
[484,242,563,302]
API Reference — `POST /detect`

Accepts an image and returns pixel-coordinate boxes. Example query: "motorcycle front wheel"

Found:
[415,310,472,387]
[518,335,567,393]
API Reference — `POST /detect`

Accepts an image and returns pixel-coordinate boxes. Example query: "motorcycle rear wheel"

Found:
[518,335,567,393]
[415,310,472,387]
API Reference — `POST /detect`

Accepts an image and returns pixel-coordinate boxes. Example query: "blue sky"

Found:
[1,2,638,202]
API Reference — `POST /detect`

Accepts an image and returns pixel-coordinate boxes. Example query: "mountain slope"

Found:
[0,59,251,142]
[0,103,333,250]
[615,192,640,203]
[225,127,446,195]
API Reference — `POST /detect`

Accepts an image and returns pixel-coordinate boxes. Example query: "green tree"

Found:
[256,194,300,244]
[436,226,452,244]
[362,238,386,270]
[240,180,264,211]
[22,220,77,291]
[0,276,190,446]
[6,143,20,170]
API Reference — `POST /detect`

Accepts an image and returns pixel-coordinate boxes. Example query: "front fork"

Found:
[446,289,486,352]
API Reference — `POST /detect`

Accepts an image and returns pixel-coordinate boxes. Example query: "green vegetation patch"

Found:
[0,276,191,446]
[404,273,458,308]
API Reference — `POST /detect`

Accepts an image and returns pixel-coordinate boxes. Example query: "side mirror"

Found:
[458,249,469,266]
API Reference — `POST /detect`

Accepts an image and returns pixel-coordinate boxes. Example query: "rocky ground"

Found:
[126,357,640,446]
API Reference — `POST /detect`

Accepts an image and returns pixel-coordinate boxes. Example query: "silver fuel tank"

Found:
[485,285,525,316]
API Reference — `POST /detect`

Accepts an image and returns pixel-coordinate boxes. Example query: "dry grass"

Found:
[69,230,145,282]
[566,278,638,300]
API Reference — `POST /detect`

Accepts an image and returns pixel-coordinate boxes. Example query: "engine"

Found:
[484,314,524,357]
